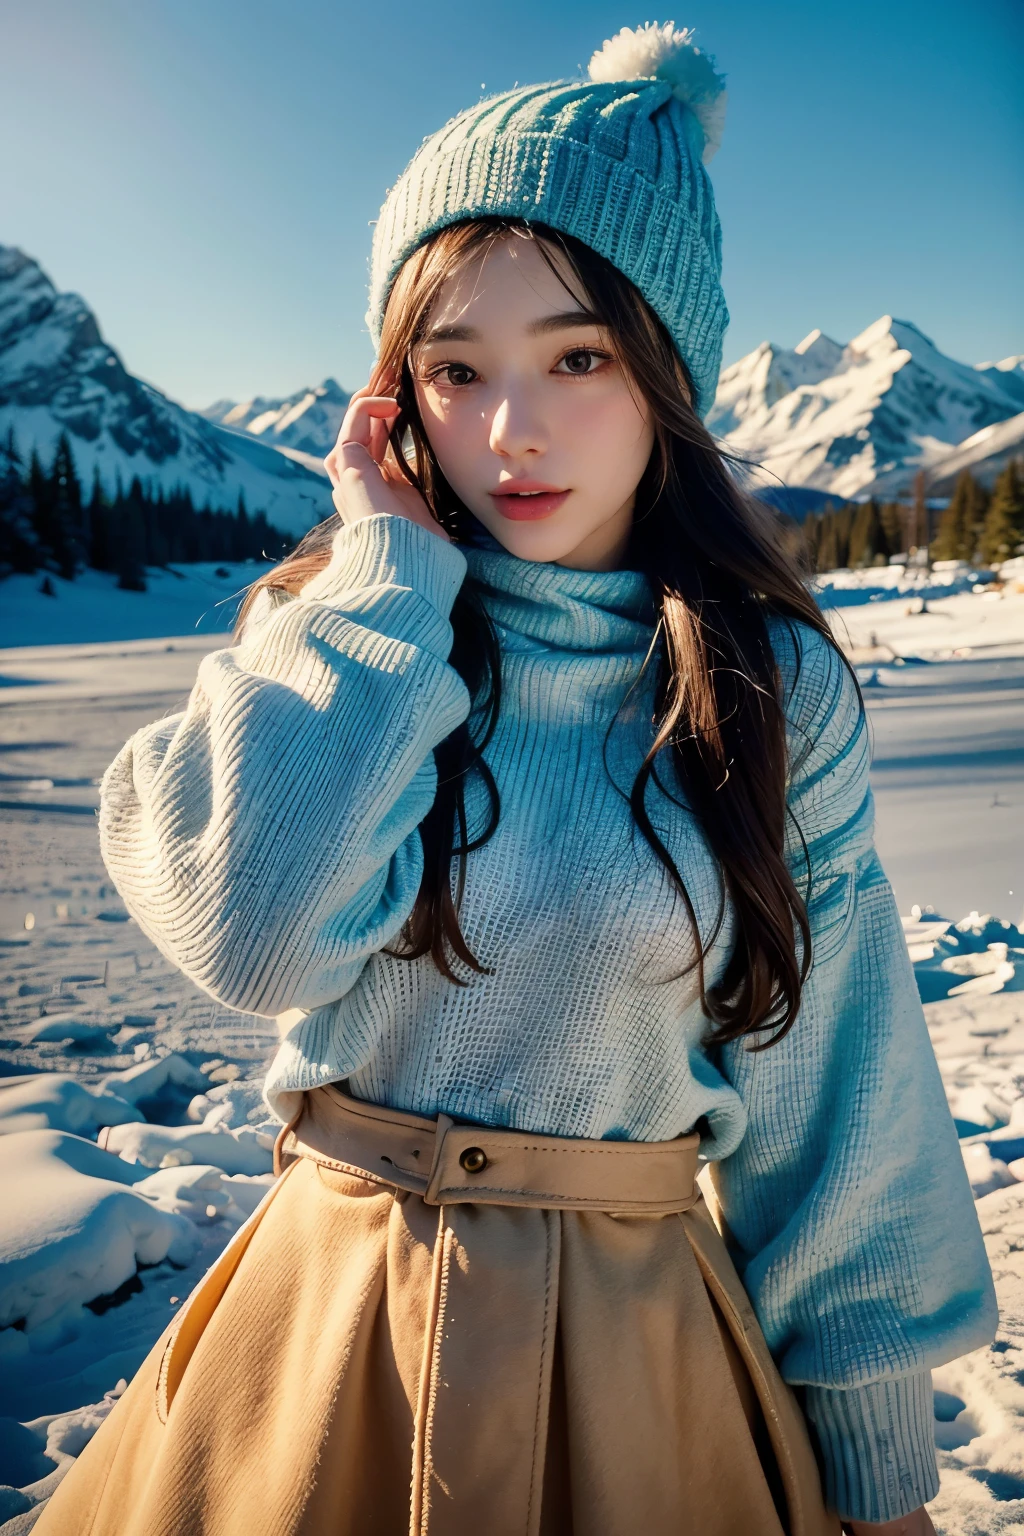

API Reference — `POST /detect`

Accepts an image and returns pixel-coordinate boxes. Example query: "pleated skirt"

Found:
[35,1085,841,1536]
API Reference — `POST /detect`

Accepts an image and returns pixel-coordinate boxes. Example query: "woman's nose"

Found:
[488,390,547,460]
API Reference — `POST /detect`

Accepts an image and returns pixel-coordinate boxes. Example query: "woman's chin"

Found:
[471,513,597,567]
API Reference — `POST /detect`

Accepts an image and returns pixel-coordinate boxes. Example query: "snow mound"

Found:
[0,1131,195,1332]
[0,1076,143,1137]
[131,1164,233,1219]
[186,1074,273,1132]
[220,1173,275,1219]
[905,914,1024,1005]
[100,1052,207,1107]
[15,1015,122,1049]
[120,1164,273,1222]
[98,1120,273,1176]
[0,1381,126,1527]
[962,1143,1018,1199]
[928,1181,1024,1532]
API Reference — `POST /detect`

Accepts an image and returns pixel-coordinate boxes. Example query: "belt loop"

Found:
[423,1115,456,1204]
[272,1097,308,1178]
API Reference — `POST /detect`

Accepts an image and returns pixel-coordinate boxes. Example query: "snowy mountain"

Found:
[5,236,1017,521]
[927,411,1024,496]
[200,379,350,459]
[710,318,1023,501]
[0,246,329,538]
[974,356,1024,412]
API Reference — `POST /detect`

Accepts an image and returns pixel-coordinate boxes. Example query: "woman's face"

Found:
[410,237,655,571]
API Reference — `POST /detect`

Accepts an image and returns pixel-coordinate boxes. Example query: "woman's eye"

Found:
[556,348,608,376]
[432,363,476,387]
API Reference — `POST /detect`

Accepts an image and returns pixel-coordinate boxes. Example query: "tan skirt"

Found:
[36,1085,841,1536]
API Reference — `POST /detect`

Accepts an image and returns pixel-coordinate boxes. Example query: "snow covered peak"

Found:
[710,314,1023,499]
[843,315,945,364]
[200,378,351,459]
[709,328,848,438]
[793,328,844,371]
[974,355,1024,411]
[976,353,1024,371]
[0,244,327,536]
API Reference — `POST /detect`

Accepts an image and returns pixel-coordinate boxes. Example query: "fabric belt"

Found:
[274,1082,703,1214]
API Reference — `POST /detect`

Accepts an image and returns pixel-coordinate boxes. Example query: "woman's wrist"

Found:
[298,512,467,629]
[804,1372,939,1525]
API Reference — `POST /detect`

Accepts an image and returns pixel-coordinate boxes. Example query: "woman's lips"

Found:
[488,489,570,521]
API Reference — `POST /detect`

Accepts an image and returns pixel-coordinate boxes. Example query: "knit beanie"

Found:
[366,22,729,420]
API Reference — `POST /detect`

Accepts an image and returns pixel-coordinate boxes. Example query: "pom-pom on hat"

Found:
[366,22,729,419]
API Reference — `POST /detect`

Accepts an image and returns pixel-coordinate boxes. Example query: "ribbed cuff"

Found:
[302,513,467,620]
[803,1370,940,1524]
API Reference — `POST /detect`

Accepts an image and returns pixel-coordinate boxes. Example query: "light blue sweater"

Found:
[99,513,997,1524]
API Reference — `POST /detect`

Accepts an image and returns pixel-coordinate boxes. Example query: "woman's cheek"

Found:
[423,406,487,501]
[558,391,647,475]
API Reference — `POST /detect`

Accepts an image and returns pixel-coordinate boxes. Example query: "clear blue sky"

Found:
[2,0,1021,408]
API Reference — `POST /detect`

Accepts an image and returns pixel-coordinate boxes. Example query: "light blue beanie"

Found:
[366,22,729,419]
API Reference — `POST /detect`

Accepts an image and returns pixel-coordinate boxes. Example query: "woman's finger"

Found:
[341,395,399,449]
[324,395,398,484]
[369,410,397,465]
[330,440,401,522]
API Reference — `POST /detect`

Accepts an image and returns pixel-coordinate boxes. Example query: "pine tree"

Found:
[814,502,854,572]
[800,513,819,573]
[911,470,930,567]
[48,433,85,579]
[115,477,147,591]
[87,469,112,571]
[0,428,38,574]
[979,460,1024,566]
[146,485,171,566]
[879,501,907,559]
[24,436,85,577]
[848,499,884,567]
[932,470,984,562]
[28,448,54,560]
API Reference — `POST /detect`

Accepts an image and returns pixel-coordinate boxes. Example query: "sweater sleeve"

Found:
[99,514,470,1017]
[706,619,998,1525]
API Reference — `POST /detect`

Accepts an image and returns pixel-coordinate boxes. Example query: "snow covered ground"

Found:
[818,560,1024,921]
[0,563,256,649]
[0,569,1022,1531]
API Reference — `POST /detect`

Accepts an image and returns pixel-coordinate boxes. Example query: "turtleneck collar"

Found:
[460,523,656,659]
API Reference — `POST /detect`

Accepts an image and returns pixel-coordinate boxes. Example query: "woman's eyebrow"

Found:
[420,310,603,345]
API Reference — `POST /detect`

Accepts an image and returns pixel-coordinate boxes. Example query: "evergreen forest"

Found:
[0,430,295,591]
[798,460,1023,574]
[2,430,1022,592]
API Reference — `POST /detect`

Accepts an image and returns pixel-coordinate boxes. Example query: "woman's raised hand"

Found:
[323,380,450,542]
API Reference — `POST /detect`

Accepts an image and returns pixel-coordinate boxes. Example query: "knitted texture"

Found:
[99,514,998,1523]
[365,31,729,419]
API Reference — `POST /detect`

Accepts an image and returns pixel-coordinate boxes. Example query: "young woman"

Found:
[40,23,995,1536]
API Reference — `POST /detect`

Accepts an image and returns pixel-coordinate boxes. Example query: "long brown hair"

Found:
[238,219,852,1052]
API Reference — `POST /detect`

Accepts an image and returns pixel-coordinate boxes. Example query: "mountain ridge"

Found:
[215,318,1021,502]
[199,379,350,460]
[2,240,1018,517]
[709,315,1022,499]
[0,246,328,538]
